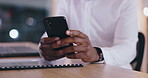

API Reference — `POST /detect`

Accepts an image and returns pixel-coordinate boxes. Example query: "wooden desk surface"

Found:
[0,57,148,78]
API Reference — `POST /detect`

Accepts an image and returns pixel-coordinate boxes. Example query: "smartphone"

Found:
[42,16,70,39]
[43,16,73,53]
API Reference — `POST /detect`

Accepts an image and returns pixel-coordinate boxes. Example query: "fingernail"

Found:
[66,30,71,35]
[73,43,78,46]
[57,40,61,45]
[55,37,60,41]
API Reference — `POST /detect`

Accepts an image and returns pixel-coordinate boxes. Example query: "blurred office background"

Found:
[0,0,148,73]
[0,0,51,43]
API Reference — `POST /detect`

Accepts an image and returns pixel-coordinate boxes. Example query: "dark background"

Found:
[0,0,50,43]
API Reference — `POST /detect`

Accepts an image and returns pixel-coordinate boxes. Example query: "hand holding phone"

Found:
[42,16,73,54]
[41,16,99,62]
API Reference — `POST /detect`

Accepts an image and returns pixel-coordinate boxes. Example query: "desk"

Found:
[0,57,148,78]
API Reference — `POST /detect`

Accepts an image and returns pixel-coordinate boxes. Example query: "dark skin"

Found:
[40,30,99,62]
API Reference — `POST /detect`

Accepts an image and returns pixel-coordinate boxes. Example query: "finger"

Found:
[40,41,69,50]
[41,49,63,57]
[66,30,88,39]
[52,37,89,49]
[43,56,64,61]
[51,40,63,49]
[41,50,55,56]
[58,46,88,55]
[60,37,90,46]
[51,38,75,49]
[39,44,53,50]
[40,37,60,44]
[66,52,87,59]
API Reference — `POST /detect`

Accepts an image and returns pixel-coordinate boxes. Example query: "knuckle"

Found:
[86,41,90,45]
[82,59,87,62]
[83,59,90,62]
[85,52,89,57]
[57,49,67,56]
[57,50,63,56]
[74,53,79,58]
[84,47,88,51]
[85,35,89,38]
[87,46,90,50]
[52,37,59,42]
[72,37,76,41]
[72,46,77,51]
[84,41,90,45]
[77,31,81,36]
[73,37,79,42]
[75,55,78,59]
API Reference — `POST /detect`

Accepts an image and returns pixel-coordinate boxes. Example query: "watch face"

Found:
[94,47,104,61]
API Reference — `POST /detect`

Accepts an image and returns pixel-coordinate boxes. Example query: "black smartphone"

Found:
[43,16,70,39]
[43,16,73,53]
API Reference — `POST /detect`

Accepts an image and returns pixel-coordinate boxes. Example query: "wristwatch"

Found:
[94,47,104,62]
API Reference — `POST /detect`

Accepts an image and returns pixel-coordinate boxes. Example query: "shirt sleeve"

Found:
[100,0,138,66]
[54,0,69,18]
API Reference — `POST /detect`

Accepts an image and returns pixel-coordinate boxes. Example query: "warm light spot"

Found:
[9,29,19,39]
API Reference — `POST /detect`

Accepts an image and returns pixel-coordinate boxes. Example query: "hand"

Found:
[39,37,66,61]
[54,30,99,62]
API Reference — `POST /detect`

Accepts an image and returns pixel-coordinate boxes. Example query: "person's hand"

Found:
[54,30,99,62]
[39,37,66,61]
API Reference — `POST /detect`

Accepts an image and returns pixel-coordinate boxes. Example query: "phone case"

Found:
[43,16,69,39]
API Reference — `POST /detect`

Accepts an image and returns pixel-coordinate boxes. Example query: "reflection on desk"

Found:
[0,57,148,78]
